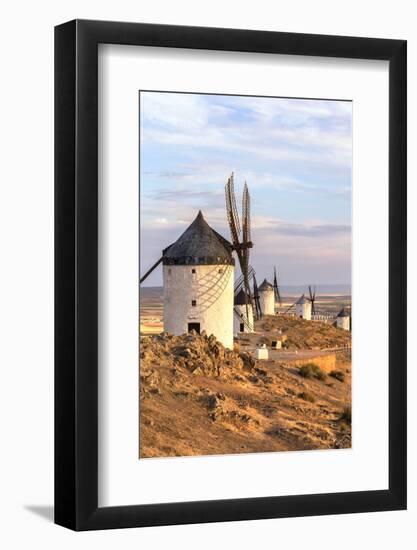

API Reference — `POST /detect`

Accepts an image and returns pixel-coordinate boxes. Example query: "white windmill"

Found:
[140,173,256,350]
[336,307,351,331]
[233,288,254,334]
[258,279,275,315]
[295,294,312,320]
[140,210,235,348]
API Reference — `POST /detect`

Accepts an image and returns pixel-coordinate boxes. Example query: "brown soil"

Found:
[252,314,352,350]
[139,327,351,458]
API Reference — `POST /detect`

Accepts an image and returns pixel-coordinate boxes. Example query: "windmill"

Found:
[273,266,282,306]
[225,173,254,321]
[139,208,237,348]
[308,285,317,315]
[283,291,312,320]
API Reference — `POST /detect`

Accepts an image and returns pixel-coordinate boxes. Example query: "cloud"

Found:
[139,92,352,286]
[253,219,351,238]
[140,92,352,169]
[140,92,209,130]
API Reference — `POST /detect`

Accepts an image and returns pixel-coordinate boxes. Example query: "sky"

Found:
[139,91,352,288]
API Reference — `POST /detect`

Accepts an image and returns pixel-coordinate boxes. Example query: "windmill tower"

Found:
[336,307,351,331]
[140,210,235,348]
[295,294,312,320]
[233,289,254,334]
[258,279,275,315]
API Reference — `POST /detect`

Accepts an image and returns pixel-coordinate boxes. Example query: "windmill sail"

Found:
[234,265,255,294]
[140,256,163,284]
[284,299,297,314]
[252,273,262,318]
[308,285,317,315]
[225,173,254,321]
[273,266,282,305]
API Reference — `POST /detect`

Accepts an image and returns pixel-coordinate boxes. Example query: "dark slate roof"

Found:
[234,289,252,306]
[337,307,350,318]
[296,294,308,305]
[259,278,274,291]
[162,211,234,266]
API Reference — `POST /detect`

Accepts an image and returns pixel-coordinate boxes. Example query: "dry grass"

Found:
[298,363,327,381]
[140,329,351,458]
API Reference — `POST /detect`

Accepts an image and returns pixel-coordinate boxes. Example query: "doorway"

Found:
[188,322,200,334]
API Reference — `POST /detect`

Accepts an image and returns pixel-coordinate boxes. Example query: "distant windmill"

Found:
[308,285,317,315]
[225,173,254,323]
[258,278,275,315]
[295,293,312,320]
[284,291,312,320]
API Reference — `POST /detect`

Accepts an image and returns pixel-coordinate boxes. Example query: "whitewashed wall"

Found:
[295,301,312,320]
[233,303,254,334]
[259,289,275,315]
[163,263,234,348]
[337,316,350,331]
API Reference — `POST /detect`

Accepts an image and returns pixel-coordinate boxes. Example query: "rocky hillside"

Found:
[140,331,351,458]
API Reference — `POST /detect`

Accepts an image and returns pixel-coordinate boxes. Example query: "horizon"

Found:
[140,92,352,287]
[140,282,352,293]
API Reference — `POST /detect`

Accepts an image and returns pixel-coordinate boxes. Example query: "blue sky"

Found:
[140,91,352,287]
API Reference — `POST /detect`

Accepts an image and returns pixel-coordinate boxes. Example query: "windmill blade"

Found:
[234,272,245,294]
[308,284,317,315]
[241,182,252,288]
[239,181,253,319]
[284,300,297,314]
[234,265,255,294]
[234,307,253,332]
[253,273,262,318]
[225,173,253,320]
[242,182,251,245]
[273,266,282,305]
[140,257,163,284]
[229,172,241,236]
[225,173,241,246]
[241,268,252,322]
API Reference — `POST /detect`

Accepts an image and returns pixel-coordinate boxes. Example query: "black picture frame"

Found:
[55,19,407,531]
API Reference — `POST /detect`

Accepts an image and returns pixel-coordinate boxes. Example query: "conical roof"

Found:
[234,288,252,306]
[163,211,234,266]
[296,294,308,305]
[259,278,274,291]
[337,307,350,318]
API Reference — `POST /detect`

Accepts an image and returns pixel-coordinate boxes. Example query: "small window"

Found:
[168,268,172,275]
[191,300,197,307]
[191,269,196,274]
[218,268,223,274]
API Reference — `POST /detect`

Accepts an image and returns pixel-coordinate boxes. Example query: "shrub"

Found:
[298,391,316,403]
[340,406,352,424]
[330,370,345,382]
[298,363,326,381]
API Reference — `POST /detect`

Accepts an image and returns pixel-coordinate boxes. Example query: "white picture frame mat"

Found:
[98,44,389,507]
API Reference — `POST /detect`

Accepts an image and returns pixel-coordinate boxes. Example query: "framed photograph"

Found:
[55,20,406,530]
